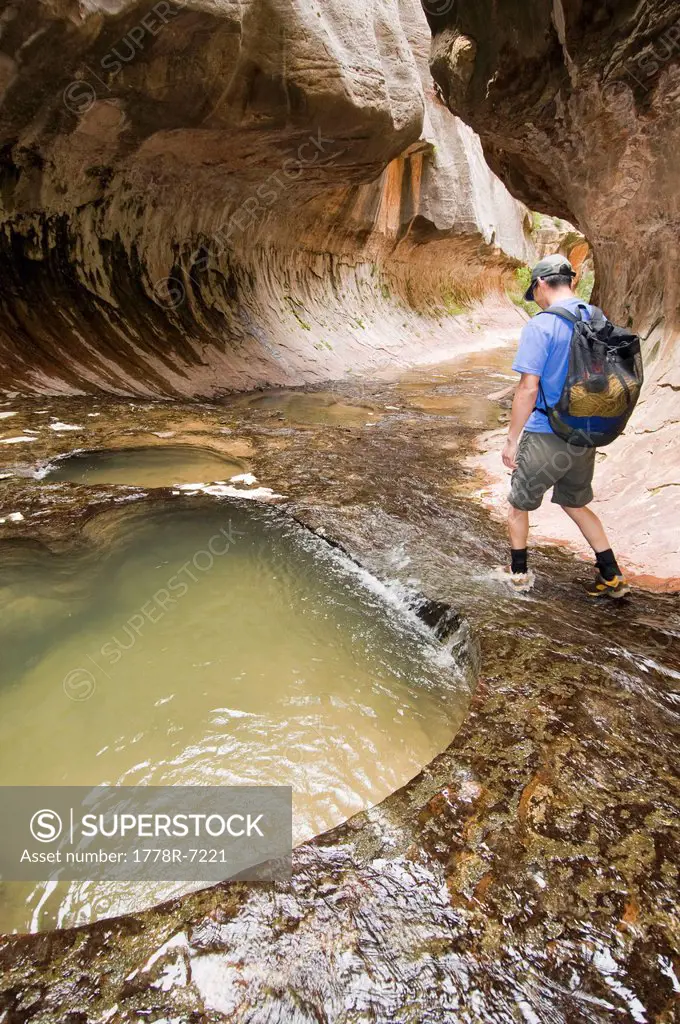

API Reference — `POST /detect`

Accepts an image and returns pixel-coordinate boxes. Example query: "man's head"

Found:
[524,255,577,309]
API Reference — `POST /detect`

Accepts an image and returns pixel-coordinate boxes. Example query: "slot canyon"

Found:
[0,1,678,1022]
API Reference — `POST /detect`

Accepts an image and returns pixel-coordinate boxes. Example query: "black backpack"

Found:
[535,304,644,447]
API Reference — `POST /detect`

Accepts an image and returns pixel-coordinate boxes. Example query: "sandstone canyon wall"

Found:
[427,0,679,576]
[0,0,531,398]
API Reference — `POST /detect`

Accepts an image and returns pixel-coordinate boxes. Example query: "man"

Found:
[502,254,630,598]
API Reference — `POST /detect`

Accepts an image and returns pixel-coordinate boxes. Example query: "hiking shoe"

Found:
[585,573,631,599]
[490,567,535,592]
[508,570,534,593]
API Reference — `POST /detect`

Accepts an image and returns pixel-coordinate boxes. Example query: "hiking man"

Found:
[502,254,630,598]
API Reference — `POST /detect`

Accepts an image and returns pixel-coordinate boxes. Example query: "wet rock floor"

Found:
[0,344,678,1023]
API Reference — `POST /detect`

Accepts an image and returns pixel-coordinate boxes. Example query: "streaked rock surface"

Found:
[0,346,678,1022]
[0,0,531,397]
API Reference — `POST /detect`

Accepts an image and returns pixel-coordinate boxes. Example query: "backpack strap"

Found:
[542,303,607,326]
[535,379,551,417]
[532,305,583,416]
[541,305,582,325]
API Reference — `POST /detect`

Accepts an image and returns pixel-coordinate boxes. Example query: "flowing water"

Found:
[42,445,244,488]
[0,499,468,934]
[0,340,677,1022]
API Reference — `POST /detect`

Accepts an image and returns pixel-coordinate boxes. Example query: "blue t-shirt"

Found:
[513,297,594,433]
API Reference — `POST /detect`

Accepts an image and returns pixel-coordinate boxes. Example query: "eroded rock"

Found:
[0,0,532,398]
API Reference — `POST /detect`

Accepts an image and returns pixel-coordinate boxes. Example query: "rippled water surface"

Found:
[0,501,468,933]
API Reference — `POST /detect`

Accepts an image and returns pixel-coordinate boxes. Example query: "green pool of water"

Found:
[43,445,244,488]
[0,500,469,932]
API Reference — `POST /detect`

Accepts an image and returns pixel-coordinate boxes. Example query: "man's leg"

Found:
[561,504,629,594]
[552,444,629,596]
[506,433,554,580]
[508,506,530,574]
[561,504,609,553]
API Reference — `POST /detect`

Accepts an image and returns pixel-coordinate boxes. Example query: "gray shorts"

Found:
[508,431,596,511]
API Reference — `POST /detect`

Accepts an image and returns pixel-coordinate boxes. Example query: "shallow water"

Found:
[405,392,500,426]
[0,501,468,933]
[0,341,678,1023]
[236,390,380,427]
[43,445,244,488]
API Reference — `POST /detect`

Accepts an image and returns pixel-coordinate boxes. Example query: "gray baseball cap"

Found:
[524,254,576,301]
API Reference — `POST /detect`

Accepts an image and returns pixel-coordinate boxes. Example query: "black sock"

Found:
[511,548,528,574]
[595,548,621,581]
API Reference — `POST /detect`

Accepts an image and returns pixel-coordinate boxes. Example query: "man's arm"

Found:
[502,373,540,469]
[502,317,550,469]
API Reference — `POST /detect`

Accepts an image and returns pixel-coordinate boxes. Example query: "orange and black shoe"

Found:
[585,572,631,599]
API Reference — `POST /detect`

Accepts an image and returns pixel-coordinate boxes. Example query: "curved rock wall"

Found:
[531,215,591,281]
[0,0,531,397]
[427,0,680,575]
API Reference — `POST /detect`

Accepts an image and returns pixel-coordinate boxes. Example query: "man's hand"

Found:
[503,373,539,471]
[502,436,519,470]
